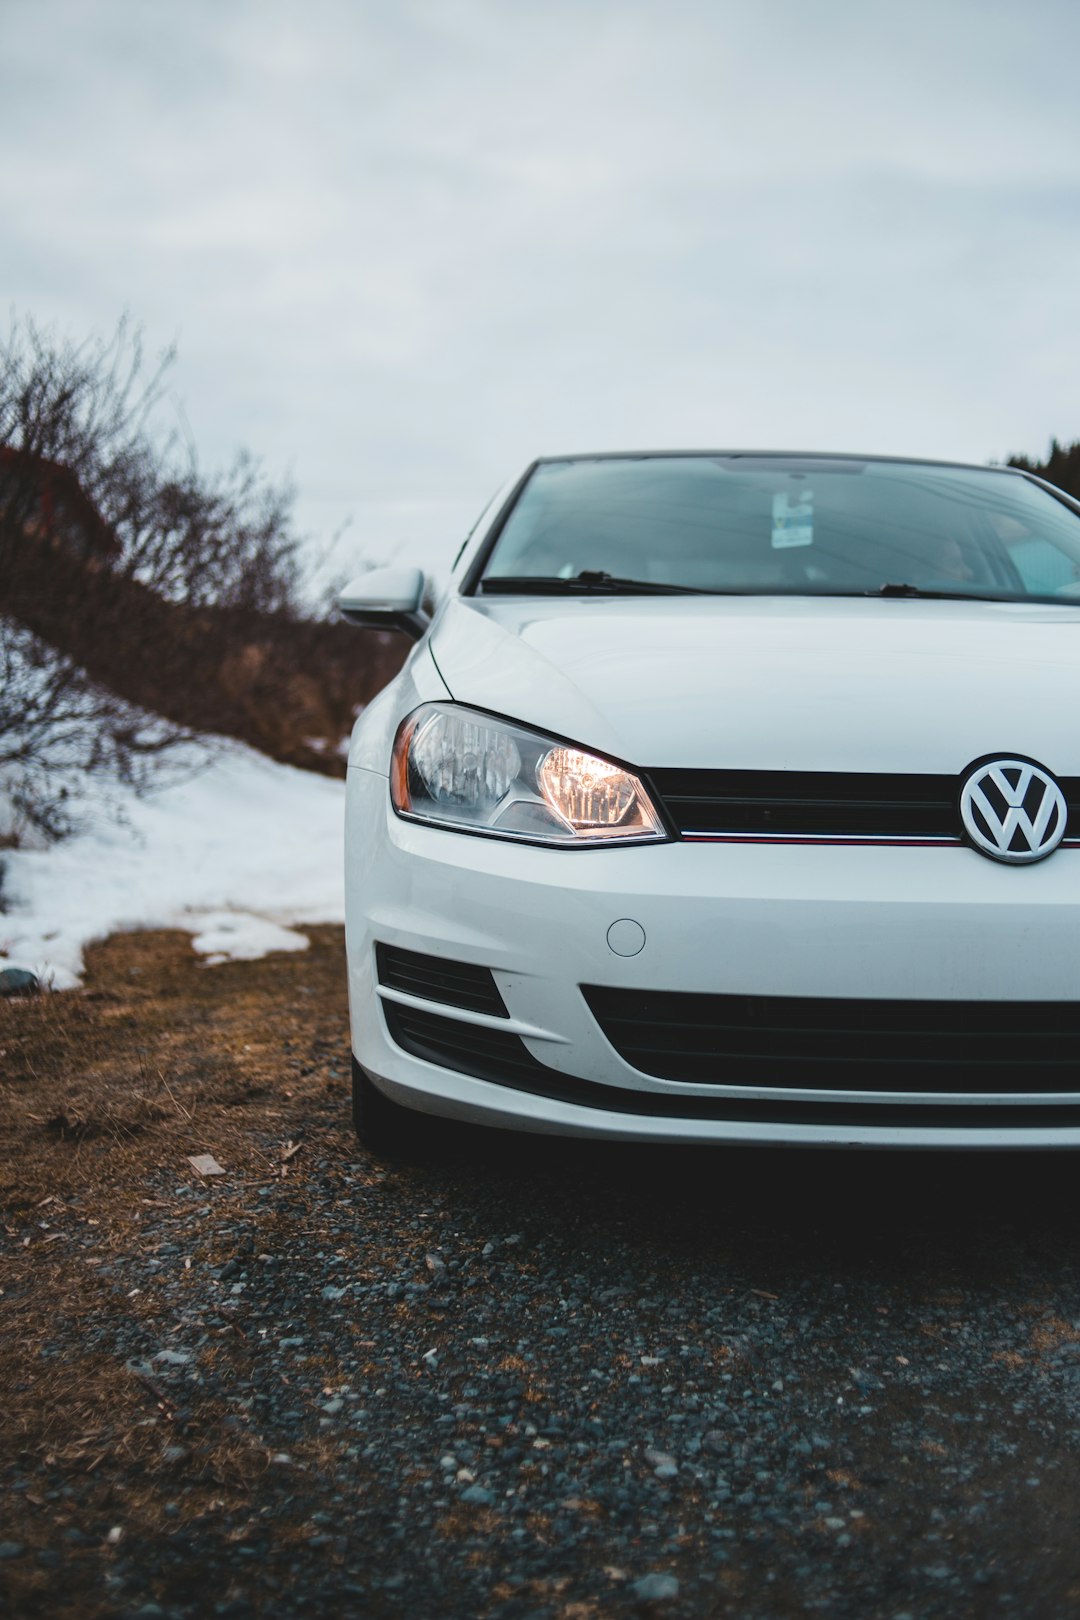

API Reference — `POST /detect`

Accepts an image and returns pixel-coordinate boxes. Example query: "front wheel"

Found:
[351,1056,428,1160]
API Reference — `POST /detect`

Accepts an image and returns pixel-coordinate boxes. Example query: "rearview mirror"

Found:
[338,566,430,639]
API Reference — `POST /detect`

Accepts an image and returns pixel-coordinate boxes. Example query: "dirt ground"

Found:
[0,927,356,1618]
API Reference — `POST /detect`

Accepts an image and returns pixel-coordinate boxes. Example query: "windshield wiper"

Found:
[478,574,1014,602]
[479,571,723,597]
[874,582,1006,601]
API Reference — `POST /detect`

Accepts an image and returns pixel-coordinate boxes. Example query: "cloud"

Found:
[2,0,1080,579]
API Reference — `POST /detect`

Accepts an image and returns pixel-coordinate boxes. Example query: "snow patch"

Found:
[0,739,345,986]
[189,910,312,964]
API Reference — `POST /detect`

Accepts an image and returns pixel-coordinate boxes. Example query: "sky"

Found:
[3,0,1080,585]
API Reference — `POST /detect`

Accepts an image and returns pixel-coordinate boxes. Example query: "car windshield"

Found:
[477,456,1080,603]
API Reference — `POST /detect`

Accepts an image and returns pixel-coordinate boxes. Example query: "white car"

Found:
[341,452,1080,1154]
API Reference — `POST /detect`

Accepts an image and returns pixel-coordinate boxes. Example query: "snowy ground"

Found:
[0,741,346,988]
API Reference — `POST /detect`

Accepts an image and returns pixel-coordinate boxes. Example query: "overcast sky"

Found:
[3,0,1080,583]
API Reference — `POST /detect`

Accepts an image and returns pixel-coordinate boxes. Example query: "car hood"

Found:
[429,594,1080,774]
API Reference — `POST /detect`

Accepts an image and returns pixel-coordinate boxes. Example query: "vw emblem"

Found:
[959,757,1068,864]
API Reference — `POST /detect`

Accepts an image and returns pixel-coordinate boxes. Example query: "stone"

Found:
[0,969,38,997]
[632,1572,679,1602]
[460,1484,495,1505]
[187,1154,225,1178]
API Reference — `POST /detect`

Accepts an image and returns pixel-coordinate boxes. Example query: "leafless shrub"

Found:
[0,618,194,843]
[0,315,307,839]
[0,314,301,613]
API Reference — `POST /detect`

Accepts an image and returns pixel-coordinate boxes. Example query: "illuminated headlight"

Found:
[391,704,666,845]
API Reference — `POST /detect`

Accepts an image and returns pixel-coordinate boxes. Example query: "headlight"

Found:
[390,704,667,846]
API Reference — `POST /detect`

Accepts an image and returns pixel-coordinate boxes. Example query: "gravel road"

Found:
[5,930,1080,1618]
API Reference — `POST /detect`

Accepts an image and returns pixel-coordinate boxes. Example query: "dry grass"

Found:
[0,924,352,1616]
[1,925,349,1198]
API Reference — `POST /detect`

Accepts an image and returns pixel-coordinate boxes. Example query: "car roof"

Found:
[533,451,1025,476]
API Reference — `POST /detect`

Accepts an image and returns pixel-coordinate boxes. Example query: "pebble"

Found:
[632,1572,679,1602]
[0,1542,25,1560]
[644,1448,678,1477]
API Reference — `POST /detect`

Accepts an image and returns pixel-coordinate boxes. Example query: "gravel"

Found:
[6,931,1080,1617]
[9,1128,1080,1618]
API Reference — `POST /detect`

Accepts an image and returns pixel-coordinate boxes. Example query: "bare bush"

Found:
[0,619,192,844]
[0,314,301,614]
[0,315,310,839]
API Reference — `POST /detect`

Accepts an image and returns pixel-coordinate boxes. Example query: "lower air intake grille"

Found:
[376,944,507,1017]
[383,1000,1080,1129]
[581,985,1080,1093]
[382,1000,546,1084]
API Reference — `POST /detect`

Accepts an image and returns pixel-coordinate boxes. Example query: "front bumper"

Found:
[345,766,1080,1148]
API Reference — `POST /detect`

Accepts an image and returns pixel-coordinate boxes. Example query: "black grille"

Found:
[582,985,1080,1093]
[382,1000,545,1083]
[376,944,507,1017]
[647,768,1080,842]
[383,1000,1080,1129]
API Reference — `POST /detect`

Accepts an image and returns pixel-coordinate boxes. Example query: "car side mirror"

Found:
[338,566,430,640]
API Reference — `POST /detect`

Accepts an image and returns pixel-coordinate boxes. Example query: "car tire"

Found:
[351,1056,426,1160]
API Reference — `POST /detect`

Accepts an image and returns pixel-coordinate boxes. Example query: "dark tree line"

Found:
[1007,439,1080,503]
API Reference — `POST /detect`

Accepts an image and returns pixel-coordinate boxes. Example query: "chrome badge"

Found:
[959,758,1068,864]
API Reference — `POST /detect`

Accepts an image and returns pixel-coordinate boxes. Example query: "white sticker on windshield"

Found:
[772,490,814,548]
